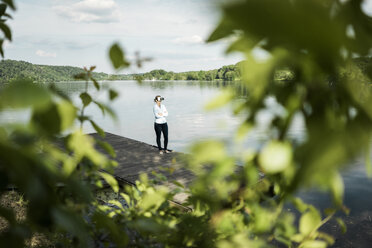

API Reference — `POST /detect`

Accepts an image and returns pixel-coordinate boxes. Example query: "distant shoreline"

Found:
[0,59,241,84]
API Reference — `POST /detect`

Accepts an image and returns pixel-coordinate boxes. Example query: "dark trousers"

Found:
[154,123,168,150]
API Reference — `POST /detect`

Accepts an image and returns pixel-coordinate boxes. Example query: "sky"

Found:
[3,0,243,74]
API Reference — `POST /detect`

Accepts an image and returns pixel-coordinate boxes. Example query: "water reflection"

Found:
[133,80,240,90]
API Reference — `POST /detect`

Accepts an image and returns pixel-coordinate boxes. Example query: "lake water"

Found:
[70,80,245,152]
[51,80,306,153]
[2,80,372,246]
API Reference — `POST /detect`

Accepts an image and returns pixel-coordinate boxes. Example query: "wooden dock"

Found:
[91,132,194,201]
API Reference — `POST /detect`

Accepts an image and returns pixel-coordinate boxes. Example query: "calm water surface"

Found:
[52,81,305,152]
[60,80,245,151]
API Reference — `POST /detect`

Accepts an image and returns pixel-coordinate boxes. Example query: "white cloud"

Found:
[172,35,204,45]
[36,50,57,58]
[53,0,121,23]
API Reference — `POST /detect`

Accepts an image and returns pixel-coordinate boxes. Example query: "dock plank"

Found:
[90,132,194,189]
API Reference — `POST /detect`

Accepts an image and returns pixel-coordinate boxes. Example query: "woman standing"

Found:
[153,95,170,154]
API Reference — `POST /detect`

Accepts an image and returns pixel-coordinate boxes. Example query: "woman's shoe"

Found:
[165,149,172,153]
[159,150,164,155]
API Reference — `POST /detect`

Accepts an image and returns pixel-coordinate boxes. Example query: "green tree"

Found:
[0,60,115,83]
[198,70,206,80]
[224,71,235,81]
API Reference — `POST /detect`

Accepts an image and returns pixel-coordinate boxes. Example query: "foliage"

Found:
[0,60,132,83]
[0,3,125,243]
[0,1,13,58]
[99,0,372,247]
[0,71,127,247]
[3,58,372,85]
[1,0,372,248]
[201,0,372,246]
[0,59,241,83]
[138,64,241,81]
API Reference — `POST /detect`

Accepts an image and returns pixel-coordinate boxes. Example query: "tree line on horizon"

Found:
[137,63,241,81]
[2,58,372,84]
[0,60,125,83]
[0,59,242,83]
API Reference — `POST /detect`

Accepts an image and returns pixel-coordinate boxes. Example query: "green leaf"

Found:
[317,232,335,245]
[299,240,327,248]
[204,89,234,111]
[99,171,119,193]
[32,103,61,135]
[67,130,107,165]
[0,39,4,57]
[341,205,350,215]
[0,80,51,110]
[109,43,130,70]
[90,120,105,137]
[57,99,77,131]
[92,77,100,90]
[108,200,125,210]
[140,187,167,210]
[1,0,15,10]
[109,89,119,101]
[96,140,116,158]
[77,115,90,123]
[172,180,185,189]
[93,100,117,120]
[120,193,131,205]
[365,143,372,177]
[80,92,92,107]
[48,83,70,100]
[52,207,88,242]
[207,18,234,42]
[226,36,260,54]
[291,233,304,243]
[0,206,16,223]
[151,171,167,182]
[74,72,87,80]
[299,209,321,236]
[94,100,106,115]
[323,208,336,216]
[92,211,128,246]
[258,141,292,174]
[0,22,11,40]
[2,12,11,19]
[235,122,252,142]
[32,99,75,135]
[190,140,226,165]
[335,217,347,234]
[329,172,344,206]
[62,156,78,176]
[292,197,309,213]
[0,4,6,16]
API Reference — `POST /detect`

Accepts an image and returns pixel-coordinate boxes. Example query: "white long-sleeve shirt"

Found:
[153,104,168,124]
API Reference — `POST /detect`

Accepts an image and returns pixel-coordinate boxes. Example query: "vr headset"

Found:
[157,96,165,101]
